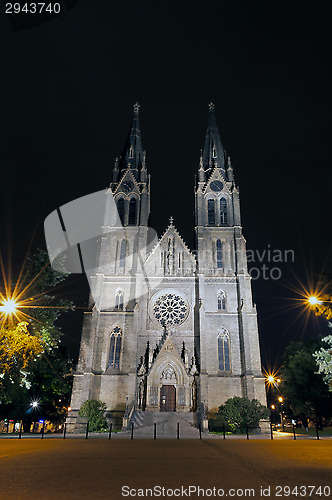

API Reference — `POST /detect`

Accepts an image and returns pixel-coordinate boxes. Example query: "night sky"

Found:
[1,1,331,371]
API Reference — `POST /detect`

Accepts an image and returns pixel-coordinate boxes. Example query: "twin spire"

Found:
[201,102,227,180]
[115,102,145,182]
[113,102,231,183]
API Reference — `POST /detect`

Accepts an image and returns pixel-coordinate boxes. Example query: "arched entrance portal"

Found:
[160,385,176,412]
[144,333,194,412]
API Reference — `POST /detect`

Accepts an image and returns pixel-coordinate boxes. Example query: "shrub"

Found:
[78,399,108,432]
[218,396,269,433]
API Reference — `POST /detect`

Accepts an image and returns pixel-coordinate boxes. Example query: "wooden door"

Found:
[160,385,176,412]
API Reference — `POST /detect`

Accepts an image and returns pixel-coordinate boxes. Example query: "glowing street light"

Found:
[0,298,19,315]
[278,397,285,432]
[31,401,38,408]
[308,296,321,306]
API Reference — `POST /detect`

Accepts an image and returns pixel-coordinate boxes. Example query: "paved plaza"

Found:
[0,438,331,500]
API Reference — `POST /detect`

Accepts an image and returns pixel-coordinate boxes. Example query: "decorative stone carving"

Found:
[161,365,176,380]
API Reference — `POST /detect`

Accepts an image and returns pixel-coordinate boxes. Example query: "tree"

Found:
[0,249,74,425]
[0,322,44,376]
[218,396,269,433]
[78,400,108,432]
[313,334,332,391]
[280,339,332,426]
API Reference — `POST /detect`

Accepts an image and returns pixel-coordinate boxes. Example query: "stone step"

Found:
[122,410,201,437]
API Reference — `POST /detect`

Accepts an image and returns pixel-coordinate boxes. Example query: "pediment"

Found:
[203,167,231,196]
[144,221,196,275]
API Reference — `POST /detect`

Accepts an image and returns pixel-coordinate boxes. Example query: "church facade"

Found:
[68,103,266,428]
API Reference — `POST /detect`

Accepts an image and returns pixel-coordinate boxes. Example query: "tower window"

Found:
[217,291,226,310]
[208,199,215,225]
[220,197,227,224]
[218,329,230,371]
[216,239,223,268]
[115,290,123,310]
[117,198,124,224]
[119,239,126,268]
[108,326,122,369]
[128,198,137,225]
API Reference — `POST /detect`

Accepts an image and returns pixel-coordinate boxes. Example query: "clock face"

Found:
[210,180,223,192]
[122,181,134,193]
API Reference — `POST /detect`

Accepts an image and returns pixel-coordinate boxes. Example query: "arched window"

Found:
[208,199,215,225]
[128,198,137,225]
[119,239,126,268]
[115,290,123,310]
[220,197,227,224]
[117,198,124,224]
[216,239,223,268]
[218,329,231,371]
[108,326,122,369]
[217,291,226,310]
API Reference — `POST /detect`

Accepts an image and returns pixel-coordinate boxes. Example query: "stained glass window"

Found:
[108,326,122,369]
[208,199,215,225]
[217,291,226,310]
[117,198,124,224]
[220,197,227,224]
[119,239,126,268]
[218,329,230,371]
[128,198,137,225]
[115,291,123,310]
[153,293,189,326]
[216,239,223,268]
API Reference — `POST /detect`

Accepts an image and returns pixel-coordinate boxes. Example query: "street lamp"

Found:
[30,401,39,433]
[308,296,321,306]
[278,396,284,432]
[0,298,19,314]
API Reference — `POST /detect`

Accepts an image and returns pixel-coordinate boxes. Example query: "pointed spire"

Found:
[118,102,144,180]
[202,102,227,179]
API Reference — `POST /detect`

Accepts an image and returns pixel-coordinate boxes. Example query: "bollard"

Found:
[270,422,273,440]
[223,423,226,440]
[292,425,296,440]
[246,424,249,440]
[41,422,45,439]
[177,422,180,439]
[19,422,23,439]
[199,423,202,439]
[131,423,134,439]
[63,423,67,439]
[85,421,89,439]
[315,425,320,440]
[154,422,157,439]
[108,423,112,439]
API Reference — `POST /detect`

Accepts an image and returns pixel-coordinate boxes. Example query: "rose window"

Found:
[152,293,189,326]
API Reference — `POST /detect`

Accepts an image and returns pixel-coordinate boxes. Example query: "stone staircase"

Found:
[121,410,202,438]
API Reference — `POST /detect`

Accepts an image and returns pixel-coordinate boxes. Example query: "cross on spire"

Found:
[169,216,174,226]
[133,102,140,113]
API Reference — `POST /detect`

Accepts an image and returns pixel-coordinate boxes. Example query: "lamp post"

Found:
[278,396,284,432]
[30,401,39,433]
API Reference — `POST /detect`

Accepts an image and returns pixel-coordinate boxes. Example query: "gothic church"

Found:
[68,103,266,428]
